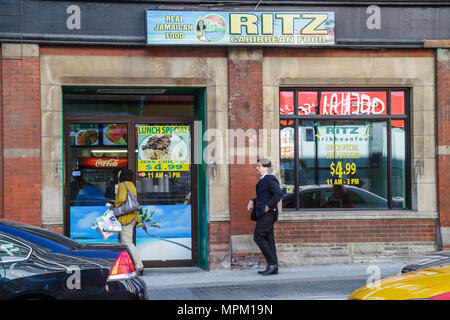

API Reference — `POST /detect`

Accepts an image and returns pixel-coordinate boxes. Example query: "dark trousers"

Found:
[253,210,278,266]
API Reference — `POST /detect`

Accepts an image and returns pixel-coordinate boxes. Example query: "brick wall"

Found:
[208,222,231,269]
[45,225,63,235]
[1,45,41,226]
[275,220,437,243]
[228,48,263,237]
[229,219,437,269]
[229,165,259,235]
[437,48,450,249]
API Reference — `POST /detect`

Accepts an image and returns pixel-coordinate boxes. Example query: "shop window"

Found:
[64,91,194,117]
[280,88,409,210]
[280,91,294,115]
[68,123,129,241]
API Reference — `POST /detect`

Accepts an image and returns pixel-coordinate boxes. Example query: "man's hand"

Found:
[264,206,269,213]
[247,200,254,211]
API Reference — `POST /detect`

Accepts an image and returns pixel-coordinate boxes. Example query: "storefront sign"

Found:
[281,91,388,115]
[146,10,335,46]
[328,161,359,186]
[137,125,190,172]
[319,92,387,115]
[78,157,128,169]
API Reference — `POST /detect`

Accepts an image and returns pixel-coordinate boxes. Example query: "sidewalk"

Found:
[141,260,409,289]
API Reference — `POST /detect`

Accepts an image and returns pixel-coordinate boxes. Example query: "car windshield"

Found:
[350,188,386,206]
[299,190,321,208]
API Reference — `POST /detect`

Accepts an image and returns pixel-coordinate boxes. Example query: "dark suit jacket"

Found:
[252,174,283,221]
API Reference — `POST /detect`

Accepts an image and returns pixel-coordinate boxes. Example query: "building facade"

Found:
[0,0,449,270]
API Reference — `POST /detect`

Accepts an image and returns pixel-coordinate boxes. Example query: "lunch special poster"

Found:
[137,125,190,173]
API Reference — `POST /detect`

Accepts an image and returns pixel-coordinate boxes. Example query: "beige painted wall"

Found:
[40,54,229,228]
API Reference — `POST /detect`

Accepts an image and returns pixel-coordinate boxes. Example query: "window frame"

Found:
[279,87,411,211]
[0,233,33,264]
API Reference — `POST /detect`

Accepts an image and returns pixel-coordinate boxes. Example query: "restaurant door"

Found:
[65,115,197,267]
[134,121,195,267]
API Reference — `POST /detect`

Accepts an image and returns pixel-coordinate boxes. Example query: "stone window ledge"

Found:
[278,210,438,221]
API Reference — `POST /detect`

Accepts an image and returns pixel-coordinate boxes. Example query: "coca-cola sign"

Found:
[280,91,394,116]
[79,158,128,169]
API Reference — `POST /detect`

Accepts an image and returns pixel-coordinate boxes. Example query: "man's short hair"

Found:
[258,158,272,173]
[258,158,272,168]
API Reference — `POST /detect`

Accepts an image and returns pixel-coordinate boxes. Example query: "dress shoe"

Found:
[258,267,269,275]
[261,264,278,276]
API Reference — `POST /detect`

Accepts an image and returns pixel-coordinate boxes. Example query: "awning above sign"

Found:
[0,2,448,47]
[146,10,335,46]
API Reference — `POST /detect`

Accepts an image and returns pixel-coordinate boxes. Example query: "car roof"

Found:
[402,250,450,273]
[0,219,82,252]
[298,185,385,197]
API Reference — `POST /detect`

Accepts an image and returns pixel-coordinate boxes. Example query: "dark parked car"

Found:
[282,184,404,209]
[400,250,450,273]
[0,219,147,300]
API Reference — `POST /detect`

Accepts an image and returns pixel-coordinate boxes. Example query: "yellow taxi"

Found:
[348,264,450,300]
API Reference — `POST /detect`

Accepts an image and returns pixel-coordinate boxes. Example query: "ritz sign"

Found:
[147,10,335,46]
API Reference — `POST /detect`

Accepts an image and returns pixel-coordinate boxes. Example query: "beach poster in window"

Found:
[136,205,192,261]
[70,205,118,243]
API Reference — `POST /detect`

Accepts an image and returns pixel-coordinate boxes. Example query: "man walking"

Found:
[247,158,283,276]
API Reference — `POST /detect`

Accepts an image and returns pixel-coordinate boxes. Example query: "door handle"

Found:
[208,160,217,178]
